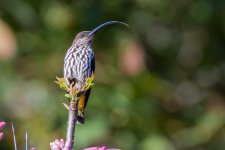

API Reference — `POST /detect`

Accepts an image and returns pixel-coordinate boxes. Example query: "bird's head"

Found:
[73,21,129,45]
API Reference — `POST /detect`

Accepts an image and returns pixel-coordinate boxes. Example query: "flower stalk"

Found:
[54,75,94,150]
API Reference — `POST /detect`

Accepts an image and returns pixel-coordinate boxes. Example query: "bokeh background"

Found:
[1,0,225,149]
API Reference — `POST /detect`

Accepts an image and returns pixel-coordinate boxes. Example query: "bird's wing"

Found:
[77,56,95,124]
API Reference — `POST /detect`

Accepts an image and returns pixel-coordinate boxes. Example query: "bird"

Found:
[63,21,128,124]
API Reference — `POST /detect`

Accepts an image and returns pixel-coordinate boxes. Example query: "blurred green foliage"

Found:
[1,0,225,150]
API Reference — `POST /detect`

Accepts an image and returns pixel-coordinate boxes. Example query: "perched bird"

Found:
[64,21,128,124]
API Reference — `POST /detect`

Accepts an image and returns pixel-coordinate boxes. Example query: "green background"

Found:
[1,0,225,149]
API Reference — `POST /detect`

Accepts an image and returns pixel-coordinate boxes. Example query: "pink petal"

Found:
[0,122,6,129]
[83,147,99,150]
[30,148,36,150]
[59,139,65,148]
[50,139,65,150]
[0,132,4,141]
[84,146,107,150]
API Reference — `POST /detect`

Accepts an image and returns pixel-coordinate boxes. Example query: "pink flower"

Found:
[0,132,4,141]
[84,146,107,150]
[50,139,65,150]
[0,122,6,129]
[0,122,6,141]
[83,146,120,150]
[49,138,120,150]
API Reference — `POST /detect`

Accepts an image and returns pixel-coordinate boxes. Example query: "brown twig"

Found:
[64,100,77,150]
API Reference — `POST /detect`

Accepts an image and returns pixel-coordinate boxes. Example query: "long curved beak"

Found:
[88,21,129,36]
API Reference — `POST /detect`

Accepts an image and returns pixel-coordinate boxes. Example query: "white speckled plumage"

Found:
[64,34,95,88]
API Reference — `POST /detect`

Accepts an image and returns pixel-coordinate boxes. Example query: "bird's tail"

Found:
[76,94,86,124]
[77,110,85,124]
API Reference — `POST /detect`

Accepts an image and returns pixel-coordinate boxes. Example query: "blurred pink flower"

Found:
[0,19,17,61]
[0,122,6,129]
[84,146,120,150]
[50,138,120,150]
[50,138,65,150]
[0,132,4,141]
[0,122,6,141]
[84,146,107,150]
[30,148,36,150]
[120,42,145,77]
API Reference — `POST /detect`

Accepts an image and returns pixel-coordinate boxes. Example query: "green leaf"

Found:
[55,77,69,91]
[65,94,70,98]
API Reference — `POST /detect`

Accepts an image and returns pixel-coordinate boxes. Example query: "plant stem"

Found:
[64,95,78,150]
[11,123,18,150]
[26,132,28,150]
